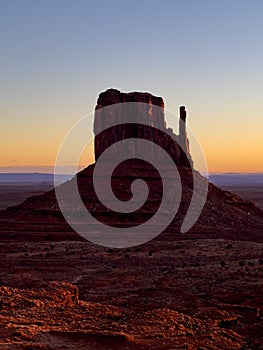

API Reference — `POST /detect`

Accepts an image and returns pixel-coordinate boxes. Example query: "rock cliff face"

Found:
[93,89,192,167]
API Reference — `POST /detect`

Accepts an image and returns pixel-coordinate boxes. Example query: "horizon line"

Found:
[0,167,262,175]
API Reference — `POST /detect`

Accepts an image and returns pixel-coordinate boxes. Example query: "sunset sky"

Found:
[1,0,262,173]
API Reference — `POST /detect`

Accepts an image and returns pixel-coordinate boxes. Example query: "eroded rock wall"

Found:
[93,89,191,167]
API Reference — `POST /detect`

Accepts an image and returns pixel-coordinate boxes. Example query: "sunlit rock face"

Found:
[93,89,192,167]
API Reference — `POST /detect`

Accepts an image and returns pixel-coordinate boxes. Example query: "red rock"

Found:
[93,89,192,167]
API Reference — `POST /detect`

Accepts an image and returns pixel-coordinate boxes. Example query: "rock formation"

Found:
[0,89,262,241]
[0,90,263,349]
[93,89,192,167]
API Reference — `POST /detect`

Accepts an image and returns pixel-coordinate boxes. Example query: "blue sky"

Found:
[1,0,263,172]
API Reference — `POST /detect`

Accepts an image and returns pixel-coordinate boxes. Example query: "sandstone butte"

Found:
[94,89,192,166]
[0,89,262,349]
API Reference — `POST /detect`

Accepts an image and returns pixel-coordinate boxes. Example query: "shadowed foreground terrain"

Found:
[0,238,262,349]
[0,164,262,349]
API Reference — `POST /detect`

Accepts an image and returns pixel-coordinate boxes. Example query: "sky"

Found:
[0,0,262,173]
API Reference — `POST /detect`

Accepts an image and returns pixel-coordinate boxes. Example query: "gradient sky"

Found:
[1,0,262,173]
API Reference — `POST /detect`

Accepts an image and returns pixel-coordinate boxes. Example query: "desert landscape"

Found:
[0,182,53,211]
[0,90,262,349]
[0,189,262,349]
[223,186,263,210]
[2,1,263,348]
[210,174,263,210]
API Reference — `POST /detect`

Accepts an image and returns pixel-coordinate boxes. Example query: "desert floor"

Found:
[0,182,53,211]
[0,182,262,349]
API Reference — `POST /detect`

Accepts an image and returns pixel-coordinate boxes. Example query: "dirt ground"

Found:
[0,180,262,349]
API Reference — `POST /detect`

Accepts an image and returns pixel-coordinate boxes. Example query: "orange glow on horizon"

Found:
[1,104,262,173]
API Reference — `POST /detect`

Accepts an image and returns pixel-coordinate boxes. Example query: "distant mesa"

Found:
[93,89,193,167]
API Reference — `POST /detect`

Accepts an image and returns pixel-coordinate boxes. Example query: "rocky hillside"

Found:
[0,162,262,243]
